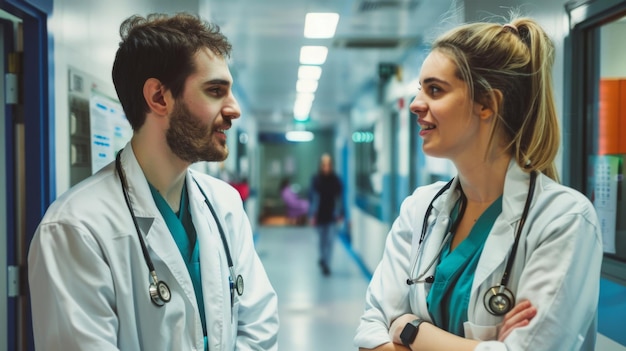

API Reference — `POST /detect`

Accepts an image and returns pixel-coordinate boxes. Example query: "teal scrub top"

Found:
[150,181,208,349]
[427,195,503,336]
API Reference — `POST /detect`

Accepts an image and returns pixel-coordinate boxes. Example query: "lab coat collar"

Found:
[431,160,532,222]
[501,160,534,224]
[118,142,161,222]
[431,177,463,218]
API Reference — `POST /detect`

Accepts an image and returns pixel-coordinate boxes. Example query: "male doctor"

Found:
[28,13,278,350]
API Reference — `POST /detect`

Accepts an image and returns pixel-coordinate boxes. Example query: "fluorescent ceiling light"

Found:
[298,65,322,80]
[293,98,312,121]
[296,79,318,93]
[304,13,340,38]
[295,92,315,103]
[299,46,328,65]
[286,131,314,142]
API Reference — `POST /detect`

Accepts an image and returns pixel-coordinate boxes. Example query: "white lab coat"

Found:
[28,144,279,351]
[354,160,602,351]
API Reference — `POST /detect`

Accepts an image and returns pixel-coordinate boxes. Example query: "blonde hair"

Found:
[432,17,560,181]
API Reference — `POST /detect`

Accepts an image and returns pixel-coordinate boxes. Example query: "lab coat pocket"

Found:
[464,321,498,341]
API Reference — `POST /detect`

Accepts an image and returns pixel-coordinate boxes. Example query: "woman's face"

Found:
[409,50,485,161]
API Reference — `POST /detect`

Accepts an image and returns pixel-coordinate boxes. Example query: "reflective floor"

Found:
[255,224,370,351]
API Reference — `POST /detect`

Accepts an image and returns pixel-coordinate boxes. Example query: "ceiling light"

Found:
[286,131,314,142]
[299,46,328,65]
[295,92,315,104]
[298,65,323,80]
[296,79,318,93]
[293,98,312,121]
[304,13,340,38]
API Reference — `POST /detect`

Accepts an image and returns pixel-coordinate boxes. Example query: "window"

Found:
[567,0,626,282]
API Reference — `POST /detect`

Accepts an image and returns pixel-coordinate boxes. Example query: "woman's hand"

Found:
[498,300,537,341]
[388,313,419,345]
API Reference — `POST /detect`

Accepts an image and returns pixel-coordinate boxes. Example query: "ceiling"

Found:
[201,0,457,132]
[52,0,457,133]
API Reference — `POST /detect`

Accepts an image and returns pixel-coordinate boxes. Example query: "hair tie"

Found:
[503,23,519,35]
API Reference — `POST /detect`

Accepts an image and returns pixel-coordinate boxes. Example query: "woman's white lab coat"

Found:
[28,144,279,350]
[354,161,602,351]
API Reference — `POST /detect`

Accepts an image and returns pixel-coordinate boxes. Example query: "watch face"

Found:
[400,323,418,347]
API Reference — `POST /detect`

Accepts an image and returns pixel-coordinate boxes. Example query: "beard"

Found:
[166,100,229,163]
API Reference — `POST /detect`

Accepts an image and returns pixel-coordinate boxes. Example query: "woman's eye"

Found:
[429,86,441,95]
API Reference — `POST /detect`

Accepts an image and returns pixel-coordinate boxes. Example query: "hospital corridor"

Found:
[2,0,626,349]
[255,224,369,350]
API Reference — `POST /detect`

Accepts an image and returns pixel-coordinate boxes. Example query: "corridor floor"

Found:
[254,224,370,351]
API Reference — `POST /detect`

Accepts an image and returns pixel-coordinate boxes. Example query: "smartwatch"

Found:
[399,318,426,349]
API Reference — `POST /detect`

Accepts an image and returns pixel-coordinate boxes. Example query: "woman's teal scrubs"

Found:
[427,196,503,336]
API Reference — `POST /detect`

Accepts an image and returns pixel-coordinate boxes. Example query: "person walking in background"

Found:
[309,153,343,276]
[354,16,602,351]
[28,13,278,350]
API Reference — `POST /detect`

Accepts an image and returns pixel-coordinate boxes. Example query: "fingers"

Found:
[498,300,537,342]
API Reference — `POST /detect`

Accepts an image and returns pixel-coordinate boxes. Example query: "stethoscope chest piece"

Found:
[150,280,172,307]
[483,285,515,316]
[235,274,244,296]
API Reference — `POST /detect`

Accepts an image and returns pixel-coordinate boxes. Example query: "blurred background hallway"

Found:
[255,224,370,350]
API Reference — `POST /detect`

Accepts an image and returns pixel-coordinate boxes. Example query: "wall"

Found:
[601,21,626,78]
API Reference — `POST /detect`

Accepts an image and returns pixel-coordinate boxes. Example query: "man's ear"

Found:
[143,78,169,116]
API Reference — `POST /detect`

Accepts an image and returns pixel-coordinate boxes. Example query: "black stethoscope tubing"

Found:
[191,177,245,298]
[407,171,537,316]
[115,150,243,307]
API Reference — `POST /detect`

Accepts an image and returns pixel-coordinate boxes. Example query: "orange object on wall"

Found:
[620,80,626,154]
[598,79,620,155]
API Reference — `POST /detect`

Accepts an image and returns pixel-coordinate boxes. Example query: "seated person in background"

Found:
[280,177,309,225]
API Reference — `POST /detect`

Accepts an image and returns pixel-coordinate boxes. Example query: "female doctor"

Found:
[28,13,278,350]
[354,17,602,351]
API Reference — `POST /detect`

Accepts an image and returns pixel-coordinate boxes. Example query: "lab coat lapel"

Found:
[119,143,197,306]
[187,173,227,345]
[470,161,531,305]
[413,178,462,318]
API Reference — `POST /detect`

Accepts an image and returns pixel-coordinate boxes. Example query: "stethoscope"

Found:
[406,171,537,316]
[115,150,244,308]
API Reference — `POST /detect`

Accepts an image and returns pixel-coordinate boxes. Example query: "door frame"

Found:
[0,0,53,350]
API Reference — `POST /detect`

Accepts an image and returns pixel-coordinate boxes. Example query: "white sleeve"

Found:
[28,222,121,351]
[230,200,279,350]
[353,194,420,349]
[476,203,602,351]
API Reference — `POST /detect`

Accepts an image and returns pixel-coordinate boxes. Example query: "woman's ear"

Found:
[143,78,170,116]
[476,89,503,120]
